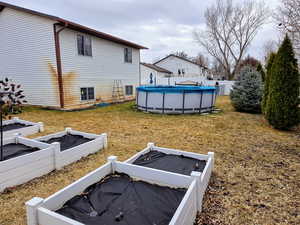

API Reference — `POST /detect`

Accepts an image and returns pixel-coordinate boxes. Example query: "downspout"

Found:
[53,22,67,108]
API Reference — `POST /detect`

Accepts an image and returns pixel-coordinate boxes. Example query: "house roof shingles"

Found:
[0,1,148,50]
[140,63,172,74]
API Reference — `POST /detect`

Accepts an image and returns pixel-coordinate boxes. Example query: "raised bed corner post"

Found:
[52,142,61,170]
[107,156,118,173]
[101,133,108,149]
[38,122,44,132]
[26,197,44,225]
[147,142,155,150]
[191,171,203,212]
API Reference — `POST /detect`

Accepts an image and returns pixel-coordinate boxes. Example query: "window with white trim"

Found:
[125,85,133,95]
[124,48,132,63]
[80,87,95,101]
[77,34,92,56]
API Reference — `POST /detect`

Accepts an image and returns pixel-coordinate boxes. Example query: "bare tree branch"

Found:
[194,0,269,80]
[274,0,300,58]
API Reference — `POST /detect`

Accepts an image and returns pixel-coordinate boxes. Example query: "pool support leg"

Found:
[182,91,186,114]
[145,91,148,112]
[210,90,214,112]
[162,92,165,114]
[199,91,203,114]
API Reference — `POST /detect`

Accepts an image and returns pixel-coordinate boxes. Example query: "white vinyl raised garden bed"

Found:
[125,143,214,212]
[26,156,200,225]
[35,128,107,170]
[0,135,54,192]
[0,129,107,192]
[3,117,44,138]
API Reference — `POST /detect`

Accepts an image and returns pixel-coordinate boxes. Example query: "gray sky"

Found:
[4,0,281,64]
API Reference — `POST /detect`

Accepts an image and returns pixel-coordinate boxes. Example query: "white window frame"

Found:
[124,48,133,63]
[80,87,95,101]
[77,34,93,57]
[125,85,134,96]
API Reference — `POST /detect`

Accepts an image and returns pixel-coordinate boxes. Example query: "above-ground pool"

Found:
[136,86,217,114]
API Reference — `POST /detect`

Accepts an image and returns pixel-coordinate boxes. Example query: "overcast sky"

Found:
[4,0,281,64]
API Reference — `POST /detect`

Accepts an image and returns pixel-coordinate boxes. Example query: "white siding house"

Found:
[140,63,172,85]
[0,2,147,109]
[154,54,208,78]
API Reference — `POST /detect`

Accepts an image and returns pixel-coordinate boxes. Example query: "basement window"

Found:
[124,48,132,63]
[125,85,133,95]
[81,87,95,101]
[77,34,92,56]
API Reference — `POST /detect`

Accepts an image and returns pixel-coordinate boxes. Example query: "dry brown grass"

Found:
[0,96,299,225]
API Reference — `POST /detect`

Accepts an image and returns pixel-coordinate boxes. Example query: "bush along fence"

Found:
[26,144,214,225]
[0,129,107,192]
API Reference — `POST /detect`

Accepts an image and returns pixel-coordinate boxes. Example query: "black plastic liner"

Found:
[56,173,186,225]
[42,134,94,151]
[133,150,207,176]
[3,123,33,132]
[1,143,40,161]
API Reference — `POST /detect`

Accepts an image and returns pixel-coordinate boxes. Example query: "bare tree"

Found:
[262,39,279,63]
[172,51,189,59]
[191,53,209,68]
[194,0,269,80]
[274,0,300,57]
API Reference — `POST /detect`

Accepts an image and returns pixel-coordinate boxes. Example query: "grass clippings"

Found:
[0,96,299,225]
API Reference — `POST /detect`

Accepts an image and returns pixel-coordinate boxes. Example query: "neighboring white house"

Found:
[154,54,209,78]
[140,63,172,85]
[0,2,147,109]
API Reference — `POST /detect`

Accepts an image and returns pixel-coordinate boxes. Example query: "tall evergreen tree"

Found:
[265,35,300,129]
[262,53,276,114]
[256,63,266,82]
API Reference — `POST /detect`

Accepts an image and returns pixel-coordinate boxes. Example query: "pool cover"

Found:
[133,150,207,176]
[1,143,40,161]
[3,123,32,132]
[56,173,186,225]
[42,134,93,151]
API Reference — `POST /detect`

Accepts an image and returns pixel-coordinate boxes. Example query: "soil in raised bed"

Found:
[1,143,40,161]
[56,173,186,225]
[132,150,207,176]
[3,123,33,132]
[42,134,94,151]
